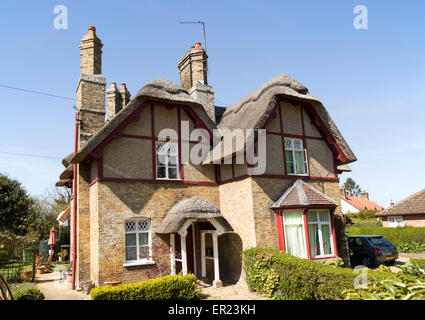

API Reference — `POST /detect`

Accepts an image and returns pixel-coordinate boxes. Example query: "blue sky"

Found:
[0,0,424,207]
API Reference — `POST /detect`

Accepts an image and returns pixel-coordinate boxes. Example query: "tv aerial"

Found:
[179,21,207,53]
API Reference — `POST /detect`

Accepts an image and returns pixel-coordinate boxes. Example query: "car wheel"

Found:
[362,255,374,268]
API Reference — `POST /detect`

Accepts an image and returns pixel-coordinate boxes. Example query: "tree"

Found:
[344,178,362,197]
[31,187,71,243]
[0,173,37,235]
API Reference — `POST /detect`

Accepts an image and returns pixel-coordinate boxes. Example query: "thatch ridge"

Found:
[206,74,356,165]
[70,79,217,164]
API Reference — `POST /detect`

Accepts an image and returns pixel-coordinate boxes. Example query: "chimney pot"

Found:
[195,42,202,50]
[119,83,131,107]
[88,26,96,34]
[390,199,394,206]
[360,191,369,200]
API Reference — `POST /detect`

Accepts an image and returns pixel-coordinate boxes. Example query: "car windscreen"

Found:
[367,237,393,248]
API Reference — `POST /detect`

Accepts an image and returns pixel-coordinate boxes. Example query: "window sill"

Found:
[123,260,156,267]
[287,173,308,177]
[156,178,182,181]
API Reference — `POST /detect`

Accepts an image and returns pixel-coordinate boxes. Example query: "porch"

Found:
[156,196,234,287]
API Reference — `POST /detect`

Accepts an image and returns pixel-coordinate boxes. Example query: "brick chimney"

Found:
[339,186,346,198]
[390,199,394,206]
[360,191,369,200]
[177,43,215,122]
[120,83,131,107]
[106,83,122,121]
[76,26,106,148]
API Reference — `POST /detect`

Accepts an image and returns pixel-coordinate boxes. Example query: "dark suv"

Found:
[348,235,398,267]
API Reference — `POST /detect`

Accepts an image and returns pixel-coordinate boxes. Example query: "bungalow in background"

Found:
[339,187,382,215]
[375,189,425,228]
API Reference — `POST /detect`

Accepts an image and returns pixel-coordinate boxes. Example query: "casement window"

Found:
[279,209,335,260]
[156,142,180,180]
[283,211,307,258]
[125,219,151,262]
[307,210,334,258]
[388,216,404,228]
[284,138,308,175]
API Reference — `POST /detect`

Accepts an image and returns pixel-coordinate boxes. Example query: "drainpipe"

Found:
[71,112,78,290]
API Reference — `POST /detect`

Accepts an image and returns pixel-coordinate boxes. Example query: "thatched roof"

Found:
[204,74,356,165]
[70,79,218,164]
[337,164,352,172]
[375,188,425,217]
[59,165,73,180]
[271,179,338,209]
[62,153,74,167]
[55,179,71,187]
[156,196,233,234]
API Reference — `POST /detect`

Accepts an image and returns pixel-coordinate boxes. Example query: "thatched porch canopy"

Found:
[156,196,233,234]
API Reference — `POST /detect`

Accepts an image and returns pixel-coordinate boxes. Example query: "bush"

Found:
[406,259,425,275]
[397,241,425,253]
[13,287,45,300]
[90,274,203,300]
[243,248,396,300]
[346,210,380,221]
[347,226,425,251]
[345,263,425,300]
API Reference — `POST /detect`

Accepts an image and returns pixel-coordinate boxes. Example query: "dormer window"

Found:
[156,142,180,180]
[284,138,308,175]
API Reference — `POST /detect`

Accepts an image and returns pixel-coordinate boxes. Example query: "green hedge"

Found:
[347,226,425,251]
[243,248,396,300]
[90,274,203,300]
[13,287,45,300]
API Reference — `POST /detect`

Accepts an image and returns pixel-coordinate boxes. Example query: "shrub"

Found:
[90,274,203,300]
[322,257,344,267]
[397,241,425,253]
[243,248,396,300]
[13,287,45,300]
[347,226,425,251]
[346,210,380,220]
[345,264,425,300]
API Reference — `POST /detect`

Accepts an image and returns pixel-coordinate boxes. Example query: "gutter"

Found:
[72,112,78,290]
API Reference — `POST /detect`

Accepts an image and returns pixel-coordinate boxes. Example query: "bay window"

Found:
[284,138,308,175]
[307,210,333,258]
[278,209,335,260]
[156,142,179,180]
[283,211,307,258]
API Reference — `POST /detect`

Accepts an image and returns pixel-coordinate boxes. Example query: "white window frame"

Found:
[284,138,308,176]
[124,219,154,267]
[307,210,334,259]
[282,210,308,259]
[155,142,180,180]
[388,216,404,228]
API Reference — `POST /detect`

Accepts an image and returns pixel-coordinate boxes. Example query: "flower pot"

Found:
[36,267,46,275]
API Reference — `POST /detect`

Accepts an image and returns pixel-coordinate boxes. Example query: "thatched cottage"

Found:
[56,26,356,289]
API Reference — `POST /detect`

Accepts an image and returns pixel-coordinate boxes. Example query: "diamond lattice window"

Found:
[125,219,151,262]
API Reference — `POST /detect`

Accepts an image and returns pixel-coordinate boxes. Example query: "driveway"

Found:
[389,253,425,273]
